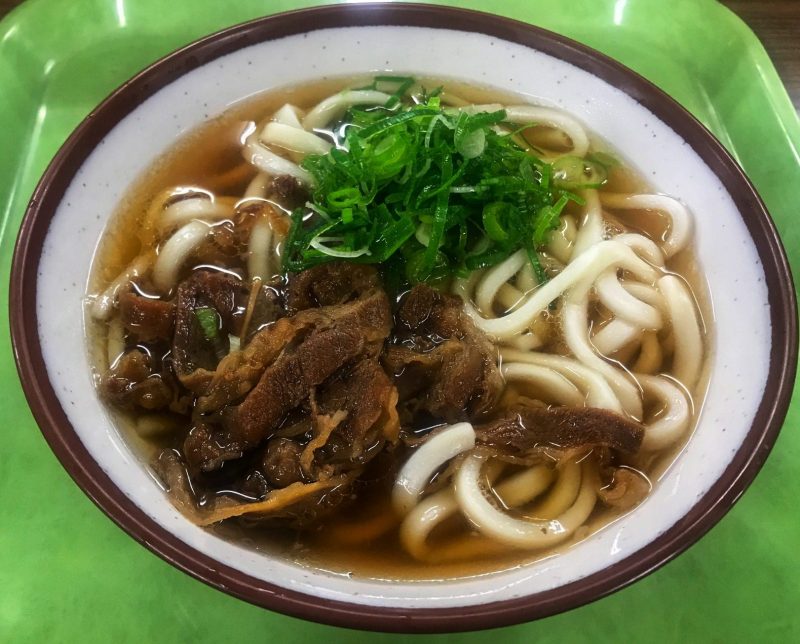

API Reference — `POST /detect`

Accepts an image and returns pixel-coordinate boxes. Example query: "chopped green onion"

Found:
[283,76,588,282]
[194,307,220,341]
[482,202,512,243]
[309,236,372,258]
[552,155,607,189]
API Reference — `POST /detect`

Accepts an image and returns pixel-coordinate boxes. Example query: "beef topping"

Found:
[270,174,308,210]
[101,349,174,411]
[475,405,645,455]
[119,292,175,342]
[285,263,380,314]
[384,284,502,422]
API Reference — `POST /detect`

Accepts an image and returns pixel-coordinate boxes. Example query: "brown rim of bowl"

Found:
[8,2,798,634]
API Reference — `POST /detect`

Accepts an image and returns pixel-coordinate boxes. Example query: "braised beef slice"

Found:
[395,283,462,339]
[101,349,173,411]
[231,327,363,447]
[242,283,283,343]
[598,467,650,509]
[475,405,645,455]
[384,284,502,422]
[314,359,397,469]
[270,174,308,210]
[189,288,393,471]
[172,270,244,383]
[195,312,316,413]
[262,438,305,488]
[184,423,244,473]
[285,262,380,314]
[119,292,175,342]
[195,286,387,414]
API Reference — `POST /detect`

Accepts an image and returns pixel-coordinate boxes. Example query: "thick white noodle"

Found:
[392,423,475,515]
[451,103,504,115]
[452,270,483,303]
[302,90,392,131]
[595,270,662,329]
[527,461,582,518]
[505,332,543,351]
[563,276,644,418]
[623,282,666,311]
[248,217,273,282]
[546,215,576,265]
[633,331,662,374]
[496,283,526,312]
[400,464,552,559]
[270,105,309,163]
[515,261,537,292]
[638,374,692,451]
[600,193,692,258]
[243,139,313,185]
[572,190,604,258]
[503,105,590,157]
[159,197,231,233]
[500,348,623,412]
[399,488,460,560]
[591,319,641,356]
[659,275,703,389]
[91,254,152,320]
[503,362,584,407]
[461,240,658,340]
[152,220,211,293]
[475,250,527,315]
[615,232,666,267]
[243,172,271,200]
[455,454,596,549]
[273,103,304,129]
[260,122,332,156]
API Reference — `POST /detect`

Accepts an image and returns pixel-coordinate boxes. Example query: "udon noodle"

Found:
[87,76,708,577]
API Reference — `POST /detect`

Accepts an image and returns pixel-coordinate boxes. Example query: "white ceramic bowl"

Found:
[10,4,797,632]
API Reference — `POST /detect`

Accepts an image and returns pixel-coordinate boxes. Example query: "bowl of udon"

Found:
[10,2,797,633]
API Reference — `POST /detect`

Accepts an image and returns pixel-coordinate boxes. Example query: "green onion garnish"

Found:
[282,78,591,283]
[194,307,220,341]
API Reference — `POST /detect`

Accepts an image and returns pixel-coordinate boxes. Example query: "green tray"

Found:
[2,1,798,641]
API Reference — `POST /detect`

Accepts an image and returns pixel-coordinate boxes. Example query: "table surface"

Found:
[0,0,798,109]
[1,0,796,110]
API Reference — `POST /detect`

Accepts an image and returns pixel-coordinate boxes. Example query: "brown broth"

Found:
[87,76,712,581]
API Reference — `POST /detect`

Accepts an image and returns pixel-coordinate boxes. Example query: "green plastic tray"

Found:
[2,1,799,641]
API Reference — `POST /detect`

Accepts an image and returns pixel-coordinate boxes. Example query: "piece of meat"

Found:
[154,446,358,528]
[270,174,308,210]
[384,284,503,422]
[188,288,394,471]
[312,359,400,470]
[395,283,462,339]
[101,349,174,411]
[153,449,203,522]
[285,262,381,314]
[153,264,403,526]
[598,467,651,509]
[230,326,364,450]
[197,472,360,528]
[241,282,284,343]
[475,405,645,455]
[383,340,485,423]
[183,423,244,473]
[119,292,175,342]
[262,438,305,488]
[197,286,391,413]
[172,270,245,390]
